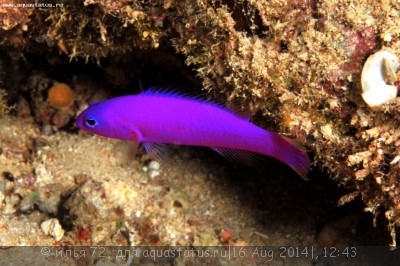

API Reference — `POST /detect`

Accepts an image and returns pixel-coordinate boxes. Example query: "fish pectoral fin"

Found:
[143,143,172,165]
[211,147,260,165]
[129,128,143,142]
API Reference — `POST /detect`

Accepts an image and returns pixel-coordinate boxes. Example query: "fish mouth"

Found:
[75,112,84,129]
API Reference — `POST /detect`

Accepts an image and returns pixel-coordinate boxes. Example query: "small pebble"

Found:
[41,123,54,136]
[74,174,89,184]
[149,170,160,178]
[148,160,160,170]
[219,228,234,244]
[16,96,31,118]
[51,110,71,128]
[0,191,4,205]
[148,160,161,178]
[316,215,358,246]
[41,218,64,241]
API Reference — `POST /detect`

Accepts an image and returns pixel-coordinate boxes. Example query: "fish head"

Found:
[76,101,120,139]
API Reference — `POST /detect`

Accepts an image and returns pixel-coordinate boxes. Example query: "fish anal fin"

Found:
[212,147,260,165]
[142,143,172,165]
[270,133,310,181]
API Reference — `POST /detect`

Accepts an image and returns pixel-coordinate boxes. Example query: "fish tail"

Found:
[269,133,310,180]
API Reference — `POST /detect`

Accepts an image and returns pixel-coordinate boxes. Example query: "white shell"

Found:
[361,50,399,107]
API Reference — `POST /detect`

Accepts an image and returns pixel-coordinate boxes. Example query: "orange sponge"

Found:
[48,83,74,108]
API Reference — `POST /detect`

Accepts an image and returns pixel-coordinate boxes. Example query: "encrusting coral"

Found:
[1,0,400,245]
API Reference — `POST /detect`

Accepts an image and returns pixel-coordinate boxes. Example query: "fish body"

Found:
[76,91,310,179]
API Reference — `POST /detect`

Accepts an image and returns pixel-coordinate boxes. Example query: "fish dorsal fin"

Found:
[226,97,258,121]
[141,88,253,119]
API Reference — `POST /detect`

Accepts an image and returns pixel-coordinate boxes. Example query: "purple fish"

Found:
[76,90,310,179]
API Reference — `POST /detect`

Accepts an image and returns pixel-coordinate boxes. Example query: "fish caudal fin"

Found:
[270,133,310,180]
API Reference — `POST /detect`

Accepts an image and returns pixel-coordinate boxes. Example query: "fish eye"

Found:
[85,117,98,128]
